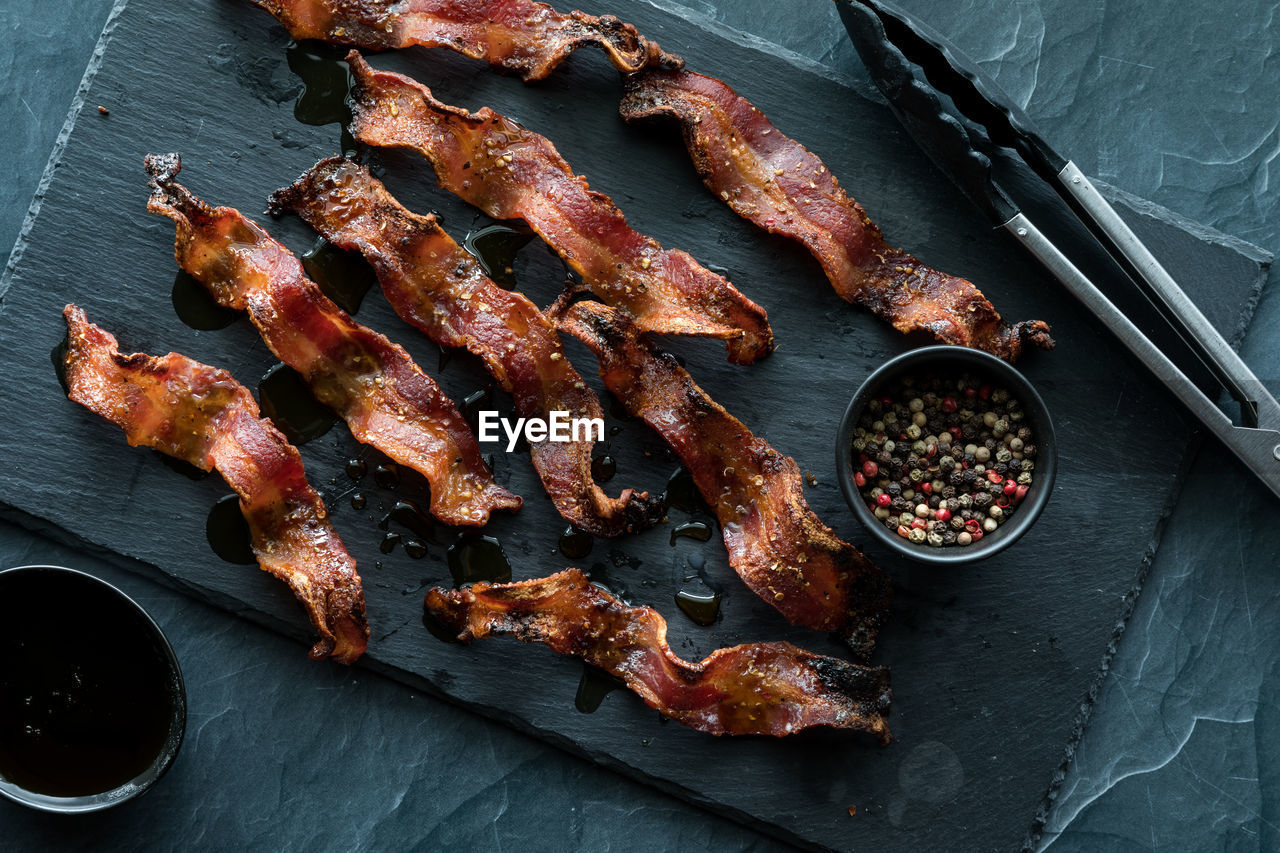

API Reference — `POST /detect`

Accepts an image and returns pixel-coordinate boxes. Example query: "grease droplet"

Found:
[462,387,492,434]
[285,40,357,154]
[558,526,593,560]
[669,521,712,546]
[447,534,511,586]
[378,500,435,543]
[674,583,721,626]
[574,663,625,713]
[374,463,400,490]
[301,237,376,315]
[258,363,336,445]
[172,270,239,330]
[462,223,535,289]
[206,494,255,565]
[662,467,709,515]
[591,455,616,482]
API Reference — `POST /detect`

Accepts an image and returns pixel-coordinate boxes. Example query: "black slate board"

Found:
[0,0,1269,850]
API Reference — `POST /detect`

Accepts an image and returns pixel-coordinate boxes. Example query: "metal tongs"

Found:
[836,0,1280,499]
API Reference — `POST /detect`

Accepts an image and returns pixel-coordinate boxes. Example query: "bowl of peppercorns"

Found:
[835,346,1056,564]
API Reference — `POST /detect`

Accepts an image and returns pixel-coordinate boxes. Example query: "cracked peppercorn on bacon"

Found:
[61,305,369,664]
[246,0,682,81]
[269,156,662,537]
[555,300,890,659]
[146,153,521,527]
[426,569,892,741]
[346,53,774,364]
[620,68,1054,362]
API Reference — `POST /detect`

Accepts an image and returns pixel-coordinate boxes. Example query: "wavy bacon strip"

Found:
[555,301,890,659]
[621,69,1054,362]
[248,0,681,81]
[62,305,368,663]
[145,153,520,526]
[269,156,660,536]
[347,54,774,364]
[427,569,891,741]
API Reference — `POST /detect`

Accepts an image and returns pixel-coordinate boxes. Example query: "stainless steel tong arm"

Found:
[1056,162,1280,431]
[1005,211,1280,498]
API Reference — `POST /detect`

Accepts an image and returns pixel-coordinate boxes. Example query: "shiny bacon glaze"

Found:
[247,0,682,81]
[269,157,661,536]
[427,569,891,741]
[145,153,520,526]
[621,69,1054,362]
[556,301,890,659]
[62,305,368,663]
[346,54,774,364]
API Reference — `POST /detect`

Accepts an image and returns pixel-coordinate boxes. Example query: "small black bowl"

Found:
[835,346,1057,564]
[0,566,186,813]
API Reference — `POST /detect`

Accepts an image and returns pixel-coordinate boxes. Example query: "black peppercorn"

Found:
[852,369,1035,550]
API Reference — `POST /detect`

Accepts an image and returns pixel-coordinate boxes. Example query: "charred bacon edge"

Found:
[61,304,369,663]
[345,53,775,365]
[144,152,521,527]
[620,68,1054,362]
[554,299,891,660]
[427,569,891,742]
[246,0,682,81]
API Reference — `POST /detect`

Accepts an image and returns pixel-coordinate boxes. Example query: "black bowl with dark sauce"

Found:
[0,566,186,813]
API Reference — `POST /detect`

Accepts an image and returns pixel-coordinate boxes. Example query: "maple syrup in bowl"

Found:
[0,566,186,813]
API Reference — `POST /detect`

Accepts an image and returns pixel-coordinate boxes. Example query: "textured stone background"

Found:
[3,1,1279,850]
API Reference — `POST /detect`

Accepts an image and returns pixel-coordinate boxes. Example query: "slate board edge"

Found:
[1021,238,1271,850]
[0,0,130,288]
[0,500,832,853]
[3,1,1274,849]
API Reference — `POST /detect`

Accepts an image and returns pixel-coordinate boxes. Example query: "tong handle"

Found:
[1005,212,1280,499]
[1056,161,1278,428]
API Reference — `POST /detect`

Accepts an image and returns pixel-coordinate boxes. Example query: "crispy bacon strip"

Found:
[62,305,368,663]
[427,569,891,741]
[145,153,520,526]
[555,301,890,659]
[621,69,1054,362]
[247,0,682,81]
[269,156,661,536]
[347,54,774,364]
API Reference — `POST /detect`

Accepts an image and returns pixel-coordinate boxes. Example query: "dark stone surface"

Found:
[1,1,1277,851]
[0,1,114,263]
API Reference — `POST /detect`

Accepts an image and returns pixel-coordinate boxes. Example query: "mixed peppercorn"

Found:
[851,372,1036,548]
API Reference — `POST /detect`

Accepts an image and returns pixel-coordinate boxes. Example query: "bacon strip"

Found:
[247,0,682,82]
[145,153,520,526]
[621,69,1054,362]
[62,305,368,663]
[555,301,890,659]
[427,569,891,741]
[346,54,774,365]
[269,156,661,536]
